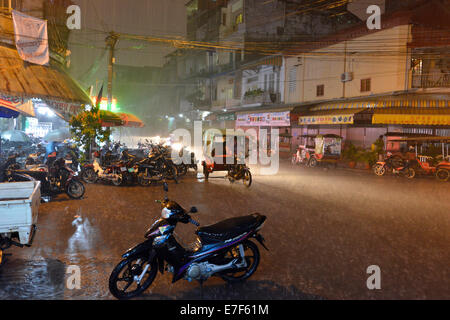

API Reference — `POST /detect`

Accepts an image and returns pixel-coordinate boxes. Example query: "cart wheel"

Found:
[404,167,416,179]
[291,156,297,165]
[243,170,252,187]
[436,168,450,182]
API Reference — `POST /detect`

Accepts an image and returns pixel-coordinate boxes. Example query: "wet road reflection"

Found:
[0,165,448,299]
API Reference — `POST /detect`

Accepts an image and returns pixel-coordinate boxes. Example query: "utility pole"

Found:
[106,31,119,112]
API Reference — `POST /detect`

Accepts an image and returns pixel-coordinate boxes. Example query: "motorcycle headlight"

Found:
[161,207,174,219]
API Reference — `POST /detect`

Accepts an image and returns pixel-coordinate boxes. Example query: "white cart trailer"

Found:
[0,181,40,265]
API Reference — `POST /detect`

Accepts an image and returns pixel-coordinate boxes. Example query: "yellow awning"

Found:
[372,108,450,126]
[299,109,364,125]
[312,99,450,111]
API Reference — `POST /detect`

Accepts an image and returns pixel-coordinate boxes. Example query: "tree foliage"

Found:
[69,105,111,160]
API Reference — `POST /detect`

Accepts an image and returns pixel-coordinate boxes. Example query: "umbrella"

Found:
[1,130,31,142]
[44,128,71,142]
[117,112,144,128]
[99,110,123,127]
[0,98,20,118]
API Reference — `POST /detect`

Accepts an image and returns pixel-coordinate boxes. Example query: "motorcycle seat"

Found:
[196,213,266,244]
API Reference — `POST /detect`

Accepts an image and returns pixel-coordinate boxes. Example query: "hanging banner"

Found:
[12,10,49,65]
[236,111,290,127]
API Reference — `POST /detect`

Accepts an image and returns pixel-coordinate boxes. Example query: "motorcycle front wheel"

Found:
[165,165,178,181]
[66,180,85,199]
[81,168,98,184]
[112,174,123,186]
[109,255,158,300]
[373,164,386,176]
[220,240,260,284]
[137,173,151,186]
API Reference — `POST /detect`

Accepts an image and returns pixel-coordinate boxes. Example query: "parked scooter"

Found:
[373,154,416,179]
[108,182,267,299]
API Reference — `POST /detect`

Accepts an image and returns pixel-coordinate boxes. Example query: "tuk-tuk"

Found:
[202,130,252,187]
[388,136,450,181]
[292,134,342,167]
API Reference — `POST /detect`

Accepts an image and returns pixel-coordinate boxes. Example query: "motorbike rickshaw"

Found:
[387,136,450,181]
[202,130,252,187]
[292,134,342,167]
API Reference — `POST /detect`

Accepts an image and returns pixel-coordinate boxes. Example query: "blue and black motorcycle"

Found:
[108,183,267,300]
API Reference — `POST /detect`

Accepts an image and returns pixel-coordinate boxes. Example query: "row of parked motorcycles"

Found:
[80,142,199,187]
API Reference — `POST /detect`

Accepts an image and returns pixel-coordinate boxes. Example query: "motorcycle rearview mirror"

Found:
[189,206,198,214]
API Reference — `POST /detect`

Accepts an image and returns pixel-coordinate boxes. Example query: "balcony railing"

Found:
[242,91,281,106]
[211,98,241,111]
[412,73,450,88]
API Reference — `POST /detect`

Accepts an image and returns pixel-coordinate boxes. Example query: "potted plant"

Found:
[342,142,357,168]
[357,149,377,170]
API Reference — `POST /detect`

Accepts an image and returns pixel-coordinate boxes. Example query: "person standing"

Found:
[372,135,385,161]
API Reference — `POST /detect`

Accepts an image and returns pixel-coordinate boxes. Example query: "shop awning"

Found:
[0,45,92,119]
[299,109,365,125]
[99,110,124,127]
[117,112,145,128]
[311,99,450,111]
[372,108,450,126]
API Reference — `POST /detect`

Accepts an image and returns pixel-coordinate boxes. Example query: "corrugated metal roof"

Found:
[0,44,92,115]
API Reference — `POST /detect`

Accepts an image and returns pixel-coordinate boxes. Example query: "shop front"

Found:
[293,96,450,150]
[235,109,292,158]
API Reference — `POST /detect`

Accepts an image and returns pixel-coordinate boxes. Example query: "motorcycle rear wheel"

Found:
[109,255,158,300]
[403,167,416,179]
[220,240,260,284]
[177,164,187,176]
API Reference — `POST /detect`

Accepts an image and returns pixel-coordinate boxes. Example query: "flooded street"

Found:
[1,164,449,300]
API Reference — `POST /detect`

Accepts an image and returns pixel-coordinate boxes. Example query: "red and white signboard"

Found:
[12,10,49,65]
[236,111,290,127]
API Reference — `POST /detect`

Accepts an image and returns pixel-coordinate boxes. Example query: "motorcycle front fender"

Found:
[122,239,154,259]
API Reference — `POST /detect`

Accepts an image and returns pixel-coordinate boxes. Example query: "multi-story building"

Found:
[284,0,450,148]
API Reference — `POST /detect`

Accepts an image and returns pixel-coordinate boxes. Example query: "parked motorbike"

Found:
[227,162,252,187]
[81,152,129,186]
[9,156,85,199]
[373,154,415,179]
[108,182,267,299]
[133,149,178,186]
[0,155,34,183]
